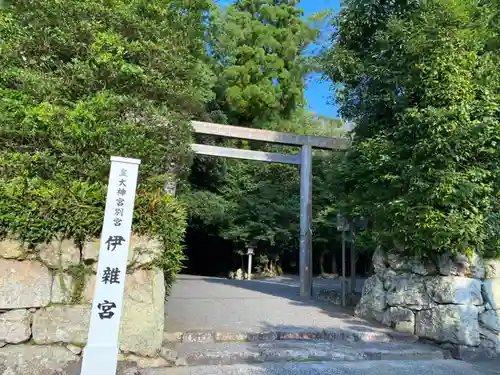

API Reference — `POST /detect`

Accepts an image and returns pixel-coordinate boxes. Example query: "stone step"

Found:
[163,327,418,344]
[165,340,445,366]
[139,359,483,375]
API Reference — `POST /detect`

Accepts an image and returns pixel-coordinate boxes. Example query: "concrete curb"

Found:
[138,359,487,375]
[163,328,418,344]
[170,340,445,367]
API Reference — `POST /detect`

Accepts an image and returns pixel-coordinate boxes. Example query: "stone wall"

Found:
[0,237,167,374]
[356,248,500,358]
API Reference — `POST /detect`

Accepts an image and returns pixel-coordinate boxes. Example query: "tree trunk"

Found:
[263,260,269,273]
[331,251,338,274]
[362,259,369,276]
[319,250,326,275]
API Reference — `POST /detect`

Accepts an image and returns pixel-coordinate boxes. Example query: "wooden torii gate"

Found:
[191,121,349,298]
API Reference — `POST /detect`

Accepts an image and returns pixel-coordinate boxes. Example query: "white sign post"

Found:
[81,156,141,375]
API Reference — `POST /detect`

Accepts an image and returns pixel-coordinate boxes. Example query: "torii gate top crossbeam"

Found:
[192,121,349,150]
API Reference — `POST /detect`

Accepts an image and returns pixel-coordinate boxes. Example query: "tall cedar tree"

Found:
[209,0,318,125]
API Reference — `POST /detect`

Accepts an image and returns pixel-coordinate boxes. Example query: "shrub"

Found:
[0,0,216,287]
[322,0,500,260]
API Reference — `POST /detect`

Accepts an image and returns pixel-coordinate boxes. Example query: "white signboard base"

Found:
[81,156,141,375]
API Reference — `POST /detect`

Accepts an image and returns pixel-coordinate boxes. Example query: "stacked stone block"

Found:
[356,248,500,358]
[0,237,166,374]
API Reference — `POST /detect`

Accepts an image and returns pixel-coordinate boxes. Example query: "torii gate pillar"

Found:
[299,145,313,298]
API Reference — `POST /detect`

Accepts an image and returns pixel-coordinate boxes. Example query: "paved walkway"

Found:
[162,275,500,374]
[468,359,500,374]
[164,274,379,334]
[147,360,487,375]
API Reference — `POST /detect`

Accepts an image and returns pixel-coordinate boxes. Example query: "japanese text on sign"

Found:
[113,169,128,227]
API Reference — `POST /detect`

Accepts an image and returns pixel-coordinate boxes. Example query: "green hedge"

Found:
[0,91,190,287]
[0,0,216,287]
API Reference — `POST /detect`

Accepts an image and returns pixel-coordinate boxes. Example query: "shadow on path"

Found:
[201,275,359,317]
[164,274,390,334]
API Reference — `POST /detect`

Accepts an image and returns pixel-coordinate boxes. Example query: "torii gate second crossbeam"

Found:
[191,121,349,298]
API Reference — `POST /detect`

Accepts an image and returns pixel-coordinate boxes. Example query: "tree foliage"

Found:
[0,0,216,284]
[181,0,323,273]
[208,0,319,124]
[322,0,500,258]
[3,0,411,281]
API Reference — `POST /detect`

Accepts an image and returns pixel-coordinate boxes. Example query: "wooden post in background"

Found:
[350,225,356,294]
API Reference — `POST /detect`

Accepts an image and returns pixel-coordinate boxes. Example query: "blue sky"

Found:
[299,0,341,119]
[215,0,342,119]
